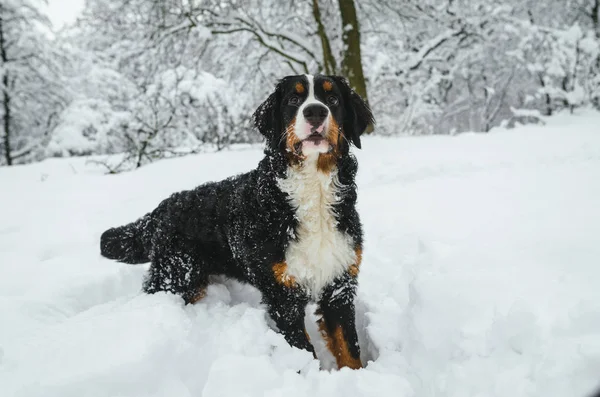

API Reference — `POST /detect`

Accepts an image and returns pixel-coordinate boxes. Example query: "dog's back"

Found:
[100,176,242,265]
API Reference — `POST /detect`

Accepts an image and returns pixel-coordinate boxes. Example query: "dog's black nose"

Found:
[303,104,328,126]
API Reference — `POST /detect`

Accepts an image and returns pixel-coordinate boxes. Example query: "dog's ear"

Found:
[253,92,277,140]
[332,76,374,149]
[253,79,285,145]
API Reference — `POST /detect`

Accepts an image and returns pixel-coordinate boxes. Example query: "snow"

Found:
[46,0,84,29]
[48,98,131,157]
[1,110,600,397]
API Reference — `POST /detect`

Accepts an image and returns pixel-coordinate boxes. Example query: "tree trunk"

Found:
[312,0,337,75]
[592,0,599,38]
[594,0,600,109]
[338,0,371,132]
[0,5,12,165]
[538,74,552,116]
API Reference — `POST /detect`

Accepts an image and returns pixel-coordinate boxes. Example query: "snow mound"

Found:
[1,110,599,397]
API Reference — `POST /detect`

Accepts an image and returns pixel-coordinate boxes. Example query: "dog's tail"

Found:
[100,214,153,264]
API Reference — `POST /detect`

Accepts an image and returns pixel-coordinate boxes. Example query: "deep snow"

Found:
[1,111,599,397]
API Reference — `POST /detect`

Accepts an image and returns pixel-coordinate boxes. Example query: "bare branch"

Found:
[211,27,310,73]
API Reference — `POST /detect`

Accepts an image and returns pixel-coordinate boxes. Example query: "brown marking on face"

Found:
[318,318,362,369]
[295,82,305,94]
[272,262,297,288]
[349,247,362,277]
[188,287,207,304]
[325,116,340,148]
[316,116,340,173]
[323,80,333,92]
[284,117,303,163]
[316,154,336,173]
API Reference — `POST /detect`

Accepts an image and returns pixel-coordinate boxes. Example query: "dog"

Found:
[100,74,374,369]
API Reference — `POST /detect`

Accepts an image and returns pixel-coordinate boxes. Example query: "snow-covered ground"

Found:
[1,111,599,397]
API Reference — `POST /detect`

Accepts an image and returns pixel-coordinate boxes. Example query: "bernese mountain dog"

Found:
[100,74,374,369]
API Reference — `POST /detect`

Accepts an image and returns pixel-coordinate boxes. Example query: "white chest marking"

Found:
[277,156,356,298]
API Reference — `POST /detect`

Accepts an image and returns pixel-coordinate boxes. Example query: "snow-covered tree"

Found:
[51,0,255,171]
[0,0,68,165]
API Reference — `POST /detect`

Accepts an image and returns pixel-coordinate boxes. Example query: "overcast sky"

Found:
[47,0,84,28]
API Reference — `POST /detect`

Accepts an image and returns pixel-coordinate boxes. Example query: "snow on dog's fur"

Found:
[100,74,374,369]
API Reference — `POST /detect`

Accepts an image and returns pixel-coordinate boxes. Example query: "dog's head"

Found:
[253,75,374,163]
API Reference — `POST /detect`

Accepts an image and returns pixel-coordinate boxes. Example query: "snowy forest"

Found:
[2,0,599,170]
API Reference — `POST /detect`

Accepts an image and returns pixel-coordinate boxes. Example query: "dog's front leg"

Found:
[263,283,314,355]
[316,272,362,369]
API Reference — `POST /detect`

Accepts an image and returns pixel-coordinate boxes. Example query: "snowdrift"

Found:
[1,111,599,397]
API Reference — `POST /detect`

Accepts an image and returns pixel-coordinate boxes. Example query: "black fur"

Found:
[330,76,374,149]
[100,74,374,366]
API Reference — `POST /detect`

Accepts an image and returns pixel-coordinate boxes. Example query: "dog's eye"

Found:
[288,96,300,106]
[327,95,339,106]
